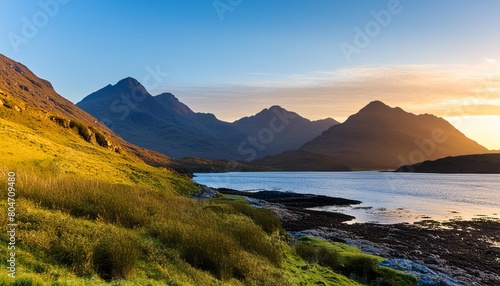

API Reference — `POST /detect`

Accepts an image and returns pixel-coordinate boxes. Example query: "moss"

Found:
[376,266,418,286]
[294,236,417,286]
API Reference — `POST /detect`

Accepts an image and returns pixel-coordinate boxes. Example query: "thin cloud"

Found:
[164,64,500,122]
[484,58,497,64]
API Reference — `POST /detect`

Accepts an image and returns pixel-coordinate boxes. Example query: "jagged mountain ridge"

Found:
[77,78,338,160]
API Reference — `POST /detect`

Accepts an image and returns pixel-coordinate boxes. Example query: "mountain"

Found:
[77,77,235,159]
[234,106,338,159]
[395,153,500,173]
[0,54,322,285]
[0,54,179,168]
[155,92,193,115]
[251,150,350,171]
[77,79,338,160]
[299,101,489,170]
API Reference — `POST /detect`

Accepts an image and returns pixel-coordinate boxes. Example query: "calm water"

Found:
[193,172,500,224]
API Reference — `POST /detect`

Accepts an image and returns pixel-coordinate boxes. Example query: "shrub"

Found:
[94,130,108,147]
[69,120,92,142]
[48,232,93,276]
[93,228,139,280]
[341,255,379,283]
[376,266,418,286]
[49,115,70,128]
[294,236,417,285]
[225,218,282,266]
[2,99,13,109]
[295,241,340,269]
[225,201,282,234]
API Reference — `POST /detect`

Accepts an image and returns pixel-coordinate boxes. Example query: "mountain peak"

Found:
[77,77,150,105]
[154,92,193,115]
[355,101,408,119]
[115,77,143,89]
[269,105,285,111]
[362,100,390,110]
[301,101,488,169]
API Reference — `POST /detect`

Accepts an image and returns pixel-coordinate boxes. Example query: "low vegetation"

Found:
[0,170,418,285]
[0,102,416,285]
[0,172,287,284]
[294,236,418,286]
[0,171,371,285]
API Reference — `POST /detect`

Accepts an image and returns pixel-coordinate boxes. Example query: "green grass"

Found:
[294,236,418,286]
[0,104,410,285]
[281,246,362,286]
[215,193,251,205]
[0,169,376,285]
[0,180,285,285]
[0,115,194,195]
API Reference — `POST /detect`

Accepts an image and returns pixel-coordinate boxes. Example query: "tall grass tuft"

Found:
[93,228,139,280]
[295,241,340,268]
[48,231,94,276]
[229,202,283,234]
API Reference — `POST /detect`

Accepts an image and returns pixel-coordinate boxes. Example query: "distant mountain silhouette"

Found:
[395,154,500,173]
[299,101,489,170]
[252,150,350,171]
[77,77,240,159]
[77,78,338,160]
[234,106,338,159]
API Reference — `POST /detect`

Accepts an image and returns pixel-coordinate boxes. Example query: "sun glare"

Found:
[445,115,500,150]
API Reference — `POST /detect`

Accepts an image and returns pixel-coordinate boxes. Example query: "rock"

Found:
[412,250,423,256]
[191,184,217,199]
[379,259,466,286]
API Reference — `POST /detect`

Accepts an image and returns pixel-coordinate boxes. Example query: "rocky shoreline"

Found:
[216,188,500,286]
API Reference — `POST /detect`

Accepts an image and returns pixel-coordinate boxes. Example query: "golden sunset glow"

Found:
[445,116,500,150]
[173,62,500,150]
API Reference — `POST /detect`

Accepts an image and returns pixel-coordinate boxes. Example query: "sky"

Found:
[1,0,499,149]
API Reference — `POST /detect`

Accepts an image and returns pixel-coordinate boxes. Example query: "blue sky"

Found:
[1,0,500,148]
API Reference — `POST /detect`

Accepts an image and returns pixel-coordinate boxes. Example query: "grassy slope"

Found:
[0,104,368,285]
[0,105,193,194]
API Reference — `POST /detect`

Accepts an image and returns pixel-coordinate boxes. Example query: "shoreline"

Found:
[216,187,500,285]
